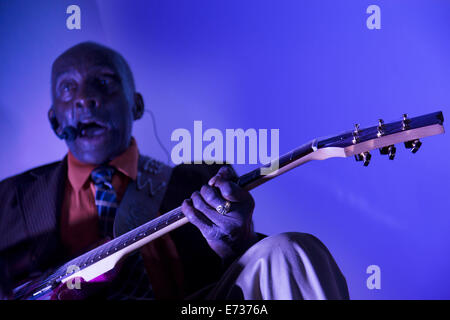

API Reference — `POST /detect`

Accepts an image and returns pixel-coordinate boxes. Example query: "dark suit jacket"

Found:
[0,155,235,298]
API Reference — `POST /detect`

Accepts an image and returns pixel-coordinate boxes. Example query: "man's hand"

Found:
[182,166,259,262]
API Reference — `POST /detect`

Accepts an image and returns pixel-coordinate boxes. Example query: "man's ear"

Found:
[132,93,145,120]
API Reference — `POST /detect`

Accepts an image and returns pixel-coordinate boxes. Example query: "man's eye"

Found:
[98,78,109,86]
[60,82,74,93]
[96,77,118,92]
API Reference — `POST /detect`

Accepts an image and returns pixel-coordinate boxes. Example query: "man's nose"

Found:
[74,84,100,110]
[74,97,99,110]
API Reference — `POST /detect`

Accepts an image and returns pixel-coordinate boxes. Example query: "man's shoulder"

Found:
[137,153,230,186]
[0,161,63,189]
[168,162,235,194]
[171,162,232,183]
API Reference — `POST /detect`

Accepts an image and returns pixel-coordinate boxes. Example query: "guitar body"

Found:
[12,272,58,300]
[12,264,121,300]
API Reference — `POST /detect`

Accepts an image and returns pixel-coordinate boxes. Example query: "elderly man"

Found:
[0,42,349,300]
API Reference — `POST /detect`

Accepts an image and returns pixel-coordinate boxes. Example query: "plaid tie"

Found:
[91,165,117,238]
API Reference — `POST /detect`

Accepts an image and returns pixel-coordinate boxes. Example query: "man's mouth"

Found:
[78,121,108,138]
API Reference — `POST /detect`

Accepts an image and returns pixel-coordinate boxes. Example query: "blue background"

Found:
[1,0,449,299]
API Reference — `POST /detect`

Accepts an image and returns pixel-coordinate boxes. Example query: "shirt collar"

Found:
[67,137,139,191]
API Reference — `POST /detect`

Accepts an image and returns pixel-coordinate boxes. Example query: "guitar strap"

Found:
[113,155,173,237]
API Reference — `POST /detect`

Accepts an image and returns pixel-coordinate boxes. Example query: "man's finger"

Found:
[182,198,213,226]
[211,176,251,203]
[191,191,229,226]
[200,185,227,212]
[208,166,236,186]
[182,198,223,240]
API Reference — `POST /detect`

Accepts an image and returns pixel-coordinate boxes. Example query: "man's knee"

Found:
[237,232,325,272]
[250,232,324,256]
[249,232,342,274]
[217,232,348,300]
[242,232,349,299]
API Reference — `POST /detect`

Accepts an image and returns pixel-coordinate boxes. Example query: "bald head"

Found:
[51,42,136,101]
[49,42,144,165]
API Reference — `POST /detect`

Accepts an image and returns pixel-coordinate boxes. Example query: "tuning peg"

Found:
[352,124,360,144]
[379,145,396,160]
[402,113,410,130]
[354,151,371,166]
[377,119,385,137]
[388,145,396,159]
[404,139,422,153]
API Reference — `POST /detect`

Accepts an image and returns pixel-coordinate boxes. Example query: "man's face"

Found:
[51,44,138,165]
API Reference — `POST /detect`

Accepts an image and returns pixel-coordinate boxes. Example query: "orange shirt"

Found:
[61,138,138,255]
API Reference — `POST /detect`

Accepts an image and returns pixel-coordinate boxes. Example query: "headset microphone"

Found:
[60,125,79,141]
[50,115,79,142]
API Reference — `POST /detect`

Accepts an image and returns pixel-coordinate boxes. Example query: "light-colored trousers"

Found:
[200,232,349,300]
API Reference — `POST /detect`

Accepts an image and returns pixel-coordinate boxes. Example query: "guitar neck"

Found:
[236,139,347,190]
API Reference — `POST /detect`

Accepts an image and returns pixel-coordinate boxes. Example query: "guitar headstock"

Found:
[317,111,445,166]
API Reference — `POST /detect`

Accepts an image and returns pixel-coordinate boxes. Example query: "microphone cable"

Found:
[144,109,171,165]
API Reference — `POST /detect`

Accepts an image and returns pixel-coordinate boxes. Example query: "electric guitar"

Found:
[12,111,445,299]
